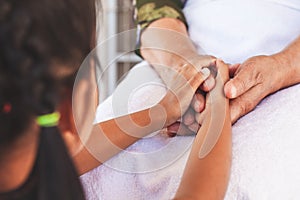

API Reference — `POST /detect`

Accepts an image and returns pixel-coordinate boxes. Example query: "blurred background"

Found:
[97,0,142,101]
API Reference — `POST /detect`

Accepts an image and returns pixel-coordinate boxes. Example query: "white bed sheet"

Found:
[80,62,300,200]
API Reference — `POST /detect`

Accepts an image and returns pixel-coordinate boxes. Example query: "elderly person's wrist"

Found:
[272,51,298,89]
[140,18,196,66]
[272,36,300,89]
[140,18,215,83]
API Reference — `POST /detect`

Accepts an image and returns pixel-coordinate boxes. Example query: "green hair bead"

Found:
[36,112,61,127]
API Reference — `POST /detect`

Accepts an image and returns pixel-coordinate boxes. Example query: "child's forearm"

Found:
[73,105,168,175]
[174,67,232,200]
[73,61,211,175]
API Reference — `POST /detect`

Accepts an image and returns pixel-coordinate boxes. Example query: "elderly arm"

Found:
[278,35,300,87]
[135,0,216,135]
[224,35,300,123]
[137,1,216,90]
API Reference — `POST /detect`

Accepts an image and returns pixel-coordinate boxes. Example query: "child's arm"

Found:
[73,105,169,174]
[72,65,211,175]
[174,60,232,200]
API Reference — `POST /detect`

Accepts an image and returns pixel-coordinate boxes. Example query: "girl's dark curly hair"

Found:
[0,0,97,199]
[0,0,96,144]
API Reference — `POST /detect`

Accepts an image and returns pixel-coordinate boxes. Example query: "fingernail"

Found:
[230,86,237,98]
[195,100,201,112]
[201,68,210,79]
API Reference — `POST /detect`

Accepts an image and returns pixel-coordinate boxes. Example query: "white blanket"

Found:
[184,0,300,64]
[80,62,300,200]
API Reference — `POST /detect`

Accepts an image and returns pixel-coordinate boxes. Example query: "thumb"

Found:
[224,65,256,99]
[229,86,263,123]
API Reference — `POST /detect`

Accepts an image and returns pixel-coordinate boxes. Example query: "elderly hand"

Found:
[140,18,218,136]
[224,54,289,123]
[168,54,287,136]
[158,62,212,127]
[165,63,218,137]
[166,59,228,136]
[164,59,217,136]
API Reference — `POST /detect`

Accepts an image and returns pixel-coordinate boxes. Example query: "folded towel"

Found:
[80,62,300,200]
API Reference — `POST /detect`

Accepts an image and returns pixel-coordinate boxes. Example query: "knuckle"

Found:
[234,76,247,91]
[195,72,205,83]
[201,55,217,65]
[254,71,264,84]
[183,63,197,78]
[208,55,217,60]
[188,55,215,71]
[237,98,254,115]
[244,100,254,113]
[234,99,246,116]
[244,57,264,81]
[189,72,204,86]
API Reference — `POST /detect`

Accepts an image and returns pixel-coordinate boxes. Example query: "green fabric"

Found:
[135,0,187,29]
[134,0,188,58]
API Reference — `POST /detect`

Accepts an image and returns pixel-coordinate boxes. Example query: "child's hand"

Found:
[164,59,230,136]
[158,64,211,127]
[196,59,230,125]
